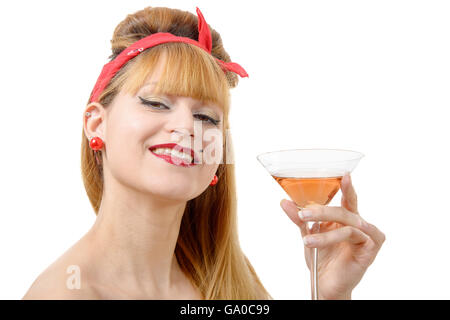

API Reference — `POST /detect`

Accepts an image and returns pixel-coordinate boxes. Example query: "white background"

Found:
[0,0,449,300]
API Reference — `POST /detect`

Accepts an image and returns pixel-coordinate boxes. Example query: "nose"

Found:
[168,106,195,139]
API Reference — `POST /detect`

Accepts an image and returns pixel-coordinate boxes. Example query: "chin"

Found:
[145,183,200,201]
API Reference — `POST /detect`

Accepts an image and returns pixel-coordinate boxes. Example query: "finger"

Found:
[341,172,358,214]
[298,204,365,232]
[299,204,386,249]
[363,222,387,249]
[280,199,308,237]
[303,226,369,248]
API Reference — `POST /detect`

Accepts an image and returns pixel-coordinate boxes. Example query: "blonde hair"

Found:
[81,6,272,299]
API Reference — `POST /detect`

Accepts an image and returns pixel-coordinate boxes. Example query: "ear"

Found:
[84,102,107,141]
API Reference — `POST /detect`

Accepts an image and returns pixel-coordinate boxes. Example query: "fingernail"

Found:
[298,209,313,220]
[303,236,317,246]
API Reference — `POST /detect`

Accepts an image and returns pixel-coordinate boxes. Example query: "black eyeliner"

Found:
[138,96,168,108]
[139,96,220,125]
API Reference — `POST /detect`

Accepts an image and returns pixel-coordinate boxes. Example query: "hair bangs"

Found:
[121,43,231,119]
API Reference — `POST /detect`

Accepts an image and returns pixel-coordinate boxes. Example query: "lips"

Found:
[149,143,200,167]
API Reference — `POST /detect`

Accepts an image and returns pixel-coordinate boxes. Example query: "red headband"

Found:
[89,7,248,103]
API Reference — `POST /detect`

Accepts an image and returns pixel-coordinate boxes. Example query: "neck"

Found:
[86,173,188,295]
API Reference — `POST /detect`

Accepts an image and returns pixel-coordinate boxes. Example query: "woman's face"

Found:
[85,58,224,202]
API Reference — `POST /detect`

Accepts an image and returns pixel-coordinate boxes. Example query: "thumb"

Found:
[280,199,308,238]
[280,199,304,228]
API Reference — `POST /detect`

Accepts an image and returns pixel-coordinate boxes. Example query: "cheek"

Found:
[105,114,162,174]
[118,115,156,137]
[200,132,224,165]
[109,112,160,147]
[198,163,220,185]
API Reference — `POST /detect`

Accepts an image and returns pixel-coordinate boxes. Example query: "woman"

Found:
[23,6,384,300]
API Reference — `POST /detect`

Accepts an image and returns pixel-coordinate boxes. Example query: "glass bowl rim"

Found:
[256,148,365,164]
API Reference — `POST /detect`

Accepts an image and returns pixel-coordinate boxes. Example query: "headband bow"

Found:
[89,7,248,103]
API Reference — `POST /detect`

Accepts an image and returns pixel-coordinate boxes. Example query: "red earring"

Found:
[210,174,218,186]
[89,136,104,166]
[89,136,104,151]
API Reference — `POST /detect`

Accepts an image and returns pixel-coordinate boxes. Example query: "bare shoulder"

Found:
[22,268,100,300]
[22,239,101,300]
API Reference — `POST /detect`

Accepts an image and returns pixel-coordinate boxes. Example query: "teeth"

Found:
[152,147,193,163]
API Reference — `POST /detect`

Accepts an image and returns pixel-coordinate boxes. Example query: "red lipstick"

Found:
[149,143,199,167]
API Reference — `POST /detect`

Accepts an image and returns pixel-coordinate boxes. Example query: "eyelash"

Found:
[138,96,220,126]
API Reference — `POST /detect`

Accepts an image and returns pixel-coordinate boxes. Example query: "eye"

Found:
[138,96,169,110]
[139,96,220,125]
[194,114,220,126]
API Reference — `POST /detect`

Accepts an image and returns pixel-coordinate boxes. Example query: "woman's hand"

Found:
[280,173,385,300]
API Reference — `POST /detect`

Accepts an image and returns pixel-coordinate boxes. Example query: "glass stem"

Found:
[311,247,319,300]
[309,221,320,300]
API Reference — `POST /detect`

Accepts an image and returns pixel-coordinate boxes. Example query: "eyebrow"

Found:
[139,82,173,101]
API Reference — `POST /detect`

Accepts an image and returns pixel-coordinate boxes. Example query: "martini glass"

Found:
[256,149,364,300]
